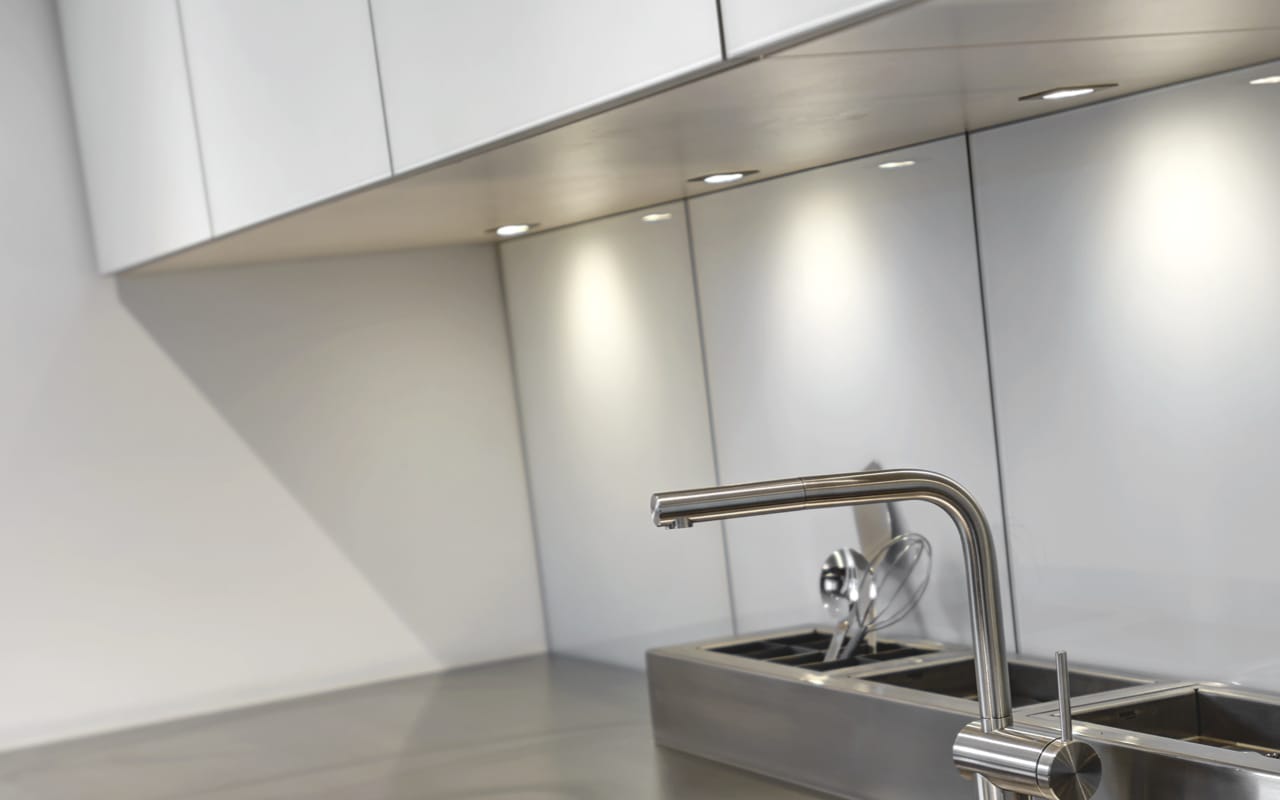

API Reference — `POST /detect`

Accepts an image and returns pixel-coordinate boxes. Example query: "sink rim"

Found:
[650,625,961,681]
[846,652,1157,711]
[1031,681,1280,775]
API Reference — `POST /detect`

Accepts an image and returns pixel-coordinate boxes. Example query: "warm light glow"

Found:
[877,160,916,170]
[1104,109,1269,372]
[1042,88,1096,100]
[641,212,673,223]
[1250,75,1280,85]
[776,188,887,350]
[494,223,533,237]
[702,172,746,185]
[565,243,639,412]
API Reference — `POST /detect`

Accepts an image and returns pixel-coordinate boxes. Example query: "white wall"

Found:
[688,136,1011,643]
[972,60,1280,688]
[0,0,542,751]
[501,202,734,669]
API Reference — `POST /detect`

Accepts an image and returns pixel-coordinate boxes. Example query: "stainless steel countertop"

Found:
[0,656,830,799]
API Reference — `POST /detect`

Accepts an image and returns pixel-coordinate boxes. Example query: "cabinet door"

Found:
[59,0,211,273]
[719,0,900,57]
[370,0,722,173]
[179,0,391,235]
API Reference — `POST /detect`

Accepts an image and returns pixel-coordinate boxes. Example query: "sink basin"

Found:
[1077,684,1280,758]
[1007,683,1280,797]
[859,656,1146,707]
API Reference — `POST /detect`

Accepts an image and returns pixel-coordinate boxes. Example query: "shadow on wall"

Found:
[117,247,546,670]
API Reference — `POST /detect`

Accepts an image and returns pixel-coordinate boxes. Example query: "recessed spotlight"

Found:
[489,223,538,237]
[1019,83,1118,102]
[641,212,674,223]
[1042,88,1095,100]
[878,160,916,170]
[1250,75,1280,85]
[703,172,745,184]
[689,170,759,185]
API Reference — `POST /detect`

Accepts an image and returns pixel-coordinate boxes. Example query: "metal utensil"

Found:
[853,460,905,651]
[838,533,933,660]
[818,547,871,661]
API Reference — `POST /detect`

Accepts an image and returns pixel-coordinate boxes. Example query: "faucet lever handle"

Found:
[1055,650,1072,742]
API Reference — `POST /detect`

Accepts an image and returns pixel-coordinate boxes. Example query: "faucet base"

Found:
[955,723,1101,800]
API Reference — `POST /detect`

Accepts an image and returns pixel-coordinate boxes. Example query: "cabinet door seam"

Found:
[173,0,215,238]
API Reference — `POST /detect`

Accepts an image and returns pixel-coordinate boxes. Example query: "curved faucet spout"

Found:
[651,468,1015,799]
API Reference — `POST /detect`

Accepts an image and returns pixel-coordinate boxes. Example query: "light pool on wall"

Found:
[775,187,888,352]
[565,241,639,413]
[1105,105,1273,370]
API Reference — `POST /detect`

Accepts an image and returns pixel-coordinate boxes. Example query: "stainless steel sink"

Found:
[1020,684,1280,796]
[1077,684,1280,757]
[857,655,1146,708]
[648,629,972,800]
[649,628,1280,798]
[647,470,1280,797]
[647,630,1152,799]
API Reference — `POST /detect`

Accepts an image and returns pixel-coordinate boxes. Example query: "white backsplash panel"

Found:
[972,60,1280,689]
[688,136,1010,645]
[501,202,734,668]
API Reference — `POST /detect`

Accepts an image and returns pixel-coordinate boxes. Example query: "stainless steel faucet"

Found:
[651,468,1099,800]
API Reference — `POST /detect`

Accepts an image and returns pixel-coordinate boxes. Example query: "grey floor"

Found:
[0,656,828,799]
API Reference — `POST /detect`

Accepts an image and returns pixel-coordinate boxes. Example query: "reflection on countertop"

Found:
[0,656,830,799]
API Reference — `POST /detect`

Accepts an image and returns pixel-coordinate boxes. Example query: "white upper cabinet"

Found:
[369,0,723,173]
[179,0,391,235]
[719,0,902,57]
[58,0,211,274]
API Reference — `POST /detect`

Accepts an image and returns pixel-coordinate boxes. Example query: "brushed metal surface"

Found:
[651,468,1021,798]
[651,631,1280,798]
[0,656,831,800]
[648,632,1151,800]
[952,650,1103,799]
[1069,684,1280,761]
[954,724,1101,800]
[1040,740,1101,800]
[648,644,977,799]
[1056,685,1280,799]
[855,656,1146,708]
